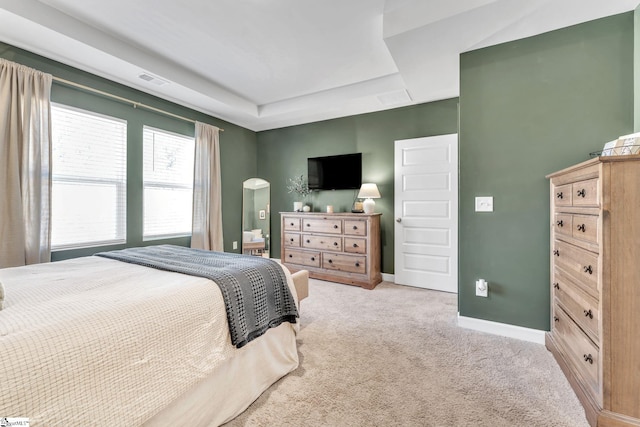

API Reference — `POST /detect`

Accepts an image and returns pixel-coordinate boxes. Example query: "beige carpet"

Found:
[225,279,589,427]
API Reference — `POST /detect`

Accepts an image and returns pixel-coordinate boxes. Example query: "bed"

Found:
[0,246,308,426]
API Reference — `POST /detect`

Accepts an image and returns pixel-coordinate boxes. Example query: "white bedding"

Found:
[0,256,300,426]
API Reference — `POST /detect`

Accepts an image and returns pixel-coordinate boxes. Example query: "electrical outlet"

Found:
[476,279,488,297]
[475,196,493,212]
[233,241,238,250]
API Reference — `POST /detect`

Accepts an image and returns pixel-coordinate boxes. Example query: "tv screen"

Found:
[308,153,362,190]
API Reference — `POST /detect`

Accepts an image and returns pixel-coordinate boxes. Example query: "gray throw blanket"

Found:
[96,245,298,348]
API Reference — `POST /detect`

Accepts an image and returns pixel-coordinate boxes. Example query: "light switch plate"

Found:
[475,196,493,212]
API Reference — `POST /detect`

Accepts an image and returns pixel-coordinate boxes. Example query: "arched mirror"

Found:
[242,178,270,257]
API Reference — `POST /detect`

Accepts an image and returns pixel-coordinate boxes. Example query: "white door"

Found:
[394,134,458,293]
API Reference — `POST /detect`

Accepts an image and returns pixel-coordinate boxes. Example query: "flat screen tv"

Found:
[307,153,362,190]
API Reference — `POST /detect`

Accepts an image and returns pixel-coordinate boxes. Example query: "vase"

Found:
[293,202,303,212]
[302,205,311,212]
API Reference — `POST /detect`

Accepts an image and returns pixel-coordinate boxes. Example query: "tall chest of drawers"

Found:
[280,212,382,289]
[546,155,640,427]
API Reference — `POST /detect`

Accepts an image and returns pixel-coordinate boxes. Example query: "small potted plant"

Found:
[287,174,312,211]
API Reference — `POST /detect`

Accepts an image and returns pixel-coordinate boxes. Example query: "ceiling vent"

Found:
[377,89,412,106]
[138,72,169,86]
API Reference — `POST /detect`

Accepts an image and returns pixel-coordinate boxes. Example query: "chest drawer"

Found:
[344,220,367,236]
[572,178,599,207]
[571,214,598,244]
[553,307,600,401]
[283,217,301,231]
[554,271,599,344]
[303,218,342,234]
[323,253,366,274]
[302,235,342,251]
[553,240,599,297]
[344,237,367,254]
[283,233,300,247]
[284,248,320,267]
[554,213,573,238]
[554,184,573,206]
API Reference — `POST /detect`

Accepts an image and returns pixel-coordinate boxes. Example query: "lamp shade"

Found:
[358,183,381,199]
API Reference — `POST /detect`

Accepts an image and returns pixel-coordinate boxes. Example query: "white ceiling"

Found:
[0,0,637,131]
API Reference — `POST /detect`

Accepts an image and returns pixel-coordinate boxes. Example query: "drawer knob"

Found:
[333,242,338,246]
[306,239,310,243]
[583,265,593,274]
[583,354,593,364]
[353,225,358,230]
[290,222,294,226]
[311,257,315,261]
[556,220,564,227]
[328,259,333,264]
[577,189,586,198]
[288,254,293,258]
[556,192,563,199]
[554,316,559,322]
[290,238,294,242]
[553,283,560,289]
[353,243,358,248]
[355,262,360,267]
[577,224,586,232]
[334,224,339,229]
[553,250,560,256]
[584,309,593,319]
[306,224,311,227]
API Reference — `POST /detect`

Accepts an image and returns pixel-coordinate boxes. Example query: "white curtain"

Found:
[191,121,223,251]
[0,59,52,268]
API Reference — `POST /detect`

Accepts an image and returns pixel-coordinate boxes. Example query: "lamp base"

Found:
[363,198,375,214]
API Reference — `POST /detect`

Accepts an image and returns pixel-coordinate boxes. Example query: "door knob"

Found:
[396,218,402,223]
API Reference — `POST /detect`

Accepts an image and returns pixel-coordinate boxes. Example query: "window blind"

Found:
[51,104,127,249]
[143,126,195,239]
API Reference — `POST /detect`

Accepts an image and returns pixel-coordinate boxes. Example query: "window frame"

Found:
[142,125,195,241]
[50,103,128,250]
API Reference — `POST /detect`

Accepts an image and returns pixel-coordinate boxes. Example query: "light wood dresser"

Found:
[280,212,382,289]
[546,155,640,427]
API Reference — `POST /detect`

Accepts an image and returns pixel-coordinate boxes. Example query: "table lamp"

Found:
[358,183,381,214]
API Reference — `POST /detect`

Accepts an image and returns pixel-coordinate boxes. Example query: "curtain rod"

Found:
[52,76,224,131]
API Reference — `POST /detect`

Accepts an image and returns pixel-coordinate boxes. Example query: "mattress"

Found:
[0,255,301,426]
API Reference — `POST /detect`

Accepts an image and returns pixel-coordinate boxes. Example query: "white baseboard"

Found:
[381,273,395,283]
[457,314,546,345]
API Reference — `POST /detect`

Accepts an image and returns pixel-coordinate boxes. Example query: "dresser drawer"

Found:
[303,218,342,234]
[554,271,599,344]
[344,219,367,236]
[554,184,573,206]
[283,217,301,231]
[283,233,300,247]
[323,253,366,274]
[344,237,367,254]
[571,214,598,244]
[572,178,599,207]
[553,307,600,401]
[554,213,573,238]
[553,240,599,297]
[284,248,321,267]
[302,235,342,251]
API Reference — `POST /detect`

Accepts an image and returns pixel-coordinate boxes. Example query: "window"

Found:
[143,126,195,239]
[51,105,127,249]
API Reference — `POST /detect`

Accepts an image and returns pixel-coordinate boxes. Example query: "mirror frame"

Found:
[242,178,270,257]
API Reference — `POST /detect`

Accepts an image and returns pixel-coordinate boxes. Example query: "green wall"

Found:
[459,13,634,330]
[256,99,459,272]
[0,42,258,259]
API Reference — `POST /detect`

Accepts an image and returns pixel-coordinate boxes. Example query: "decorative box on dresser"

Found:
[280,212,382,289]
[546,155,640,427]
